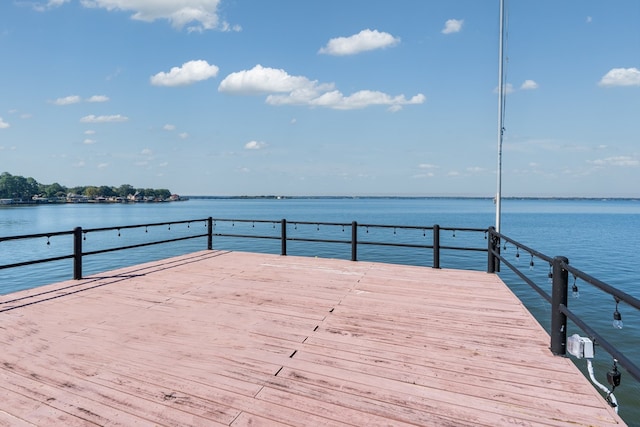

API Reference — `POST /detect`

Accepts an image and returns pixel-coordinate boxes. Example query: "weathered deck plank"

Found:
[0,250,626,426]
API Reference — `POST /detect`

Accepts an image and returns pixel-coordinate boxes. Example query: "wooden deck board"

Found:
[0,250,625,426]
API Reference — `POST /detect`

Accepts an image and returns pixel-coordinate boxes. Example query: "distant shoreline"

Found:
[185,195,640,201]
[3,196,638,206]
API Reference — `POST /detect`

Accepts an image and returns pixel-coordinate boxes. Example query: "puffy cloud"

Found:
[179,132,189,139]
[318,29,400,56]
[219,64,325,95]
[442,19,463,34]
[53,95,81,105]
[245,140,266,150]
[220,65,425,111]
[84,129,96,135]
[520,80,538,90]
[80,114,129,123]
[79,0,235,32]
[83,139,96,144]
[598,68,640,87]
[288,90,426,111]
[87,95,109,102]
[0,117,9,129]
[163,124,176,131]
[151,60,219,86]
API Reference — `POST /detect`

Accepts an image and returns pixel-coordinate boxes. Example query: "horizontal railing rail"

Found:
[488,227,640,385]
[0,218,212,279]
[210,218,487,268]
[2,217,638,394]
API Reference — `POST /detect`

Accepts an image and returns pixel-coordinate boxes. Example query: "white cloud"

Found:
[219,64,326,95]
[588,156,639,167]
[87,95,109,102]
[0,117,9,129]
[84,129,96,135]
[466,166,487,173]
[442,19,463,34]
[520,80,538,90]
[141,148,153,156]
[220,65,425,111]
[150,60,219,86]
[245,140,266,150]
[79,0,235,32]
[83,139,96,144]
[80,114,129,123]
[97,162,109,169]
[163,124,176,131]
[32,0,70,12]
[271,90,425,111]
[53,95,81,105]
[318,29,400,56]
[159,162,169,167]
[494,83,514,94]
[598,68,640,87]
[418,163,438,169]
[179,132,189,139]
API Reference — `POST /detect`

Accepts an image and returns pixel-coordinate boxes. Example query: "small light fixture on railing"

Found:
[607,359,622,390]
[613,297,623,329]
[529,254,535,270]
[547,263,553,283]
[571,275,579,298]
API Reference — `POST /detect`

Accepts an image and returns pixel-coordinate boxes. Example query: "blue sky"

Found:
[1,1,638,197]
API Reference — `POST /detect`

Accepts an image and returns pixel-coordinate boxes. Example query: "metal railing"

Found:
[488,227,640,384]
[0,218,212,279]
[2,218,639,387]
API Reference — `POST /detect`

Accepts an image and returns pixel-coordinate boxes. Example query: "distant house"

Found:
[127,192,143,202]
[67,193,89,203]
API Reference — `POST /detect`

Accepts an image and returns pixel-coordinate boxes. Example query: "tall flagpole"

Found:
[495,0,505,233]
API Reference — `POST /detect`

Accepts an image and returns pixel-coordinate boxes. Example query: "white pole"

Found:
[496,0,505,233]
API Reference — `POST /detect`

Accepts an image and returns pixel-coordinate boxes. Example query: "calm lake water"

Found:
[1,197,639,422]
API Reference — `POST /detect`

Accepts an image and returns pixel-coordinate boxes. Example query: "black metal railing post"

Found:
[281,219,287,256]
[351,221,358,261]
[207,217,213,250]
[487,226,500,273]
[433,224,440,269]
[550,256,569,355]
[73,227,82,280]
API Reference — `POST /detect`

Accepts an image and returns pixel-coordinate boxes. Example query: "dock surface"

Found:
[0,251,625,426]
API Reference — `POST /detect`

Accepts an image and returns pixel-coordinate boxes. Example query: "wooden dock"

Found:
[0,251,625,426]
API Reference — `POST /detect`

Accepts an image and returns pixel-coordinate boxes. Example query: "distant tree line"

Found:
[0,172,172,201]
